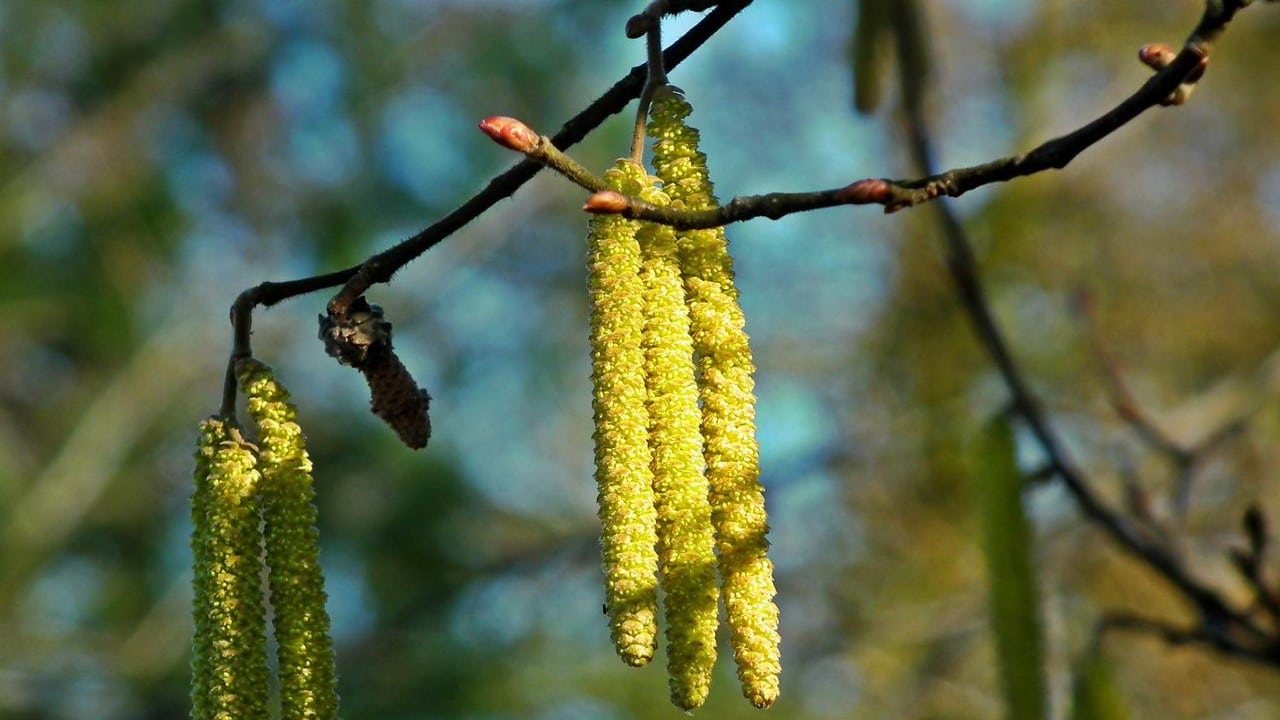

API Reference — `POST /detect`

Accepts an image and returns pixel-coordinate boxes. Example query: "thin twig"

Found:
[1229,504,1280,628]
[626,0,728,38]
[631,24,668,164]
[587,0,1261,226]
[1075,290,1255,523]
[1100,612,1278,668]
[324,0,753,319]
[899,0,1270,653]
[219,290,257,418]
[1076,290,1191,464]
[477,118,608,193]
[216,1,754,419]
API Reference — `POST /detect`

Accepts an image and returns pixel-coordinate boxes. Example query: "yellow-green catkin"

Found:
[190,417,270,720]
[630,163,720,711]
[238,360,339,720]
[649,85,782,709]
[588,160,661,668]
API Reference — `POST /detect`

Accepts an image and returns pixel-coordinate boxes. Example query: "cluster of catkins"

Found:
[190,360,339,720]
[588,85,781,710]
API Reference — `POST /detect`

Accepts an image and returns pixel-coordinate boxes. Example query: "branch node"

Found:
[835,178,892,205]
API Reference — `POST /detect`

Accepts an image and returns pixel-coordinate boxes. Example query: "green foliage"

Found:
[1070,646,1131,720]
[851,0,892,114]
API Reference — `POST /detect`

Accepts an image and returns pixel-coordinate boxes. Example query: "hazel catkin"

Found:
[649,84,782,709]
[190,417,270,720]
[238,360,340,720]
[587,160,662,668]
[630,163,720,711]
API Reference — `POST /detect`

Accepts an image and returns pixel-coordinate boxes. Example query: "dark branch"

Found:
[626,1,729,38]
[1076,290,1192,464]
[587,0,1259,226]
[1101,612,1280,668]
[324,0,753,319]
[1075,290,1255,522]
[897,0,1272,662]
[216,1,754,415]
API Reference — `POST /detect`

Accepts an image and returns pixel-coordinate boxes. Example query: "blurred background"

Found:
[1,0,1279,718]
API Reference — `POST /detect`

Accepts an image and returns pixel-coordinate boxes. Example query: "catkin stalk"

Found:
[190,418,270,720]
[588,161,661,668]
[629,163,720,711]
[649,84,782,709]
[238,360,340,720]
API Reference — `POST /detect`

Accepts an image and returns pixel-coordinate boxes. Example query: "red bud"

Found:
[583,191,629,214]
[836,179,893,205]
[478,116,540,153]
[1138,43,1176,70]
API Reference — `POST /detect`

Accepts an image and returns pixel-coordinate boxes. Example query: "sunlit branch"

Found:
[217,1,754,419]
[590,0,1258,225]
[901,0,1273,665]
[323,0,752,319]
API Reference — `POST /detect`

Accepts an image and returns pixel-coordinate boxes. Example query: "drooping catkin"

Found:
[649,84,782,709]
[588,160,661,668]
[190,417,270,720]
[630,164,720,711]
[238,360,339,720]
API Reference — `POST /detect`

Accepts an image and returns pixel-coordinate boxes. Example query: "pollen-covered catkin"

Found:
[238,360,340,720]
[649,84,782,709]
[588,160,661,668]
[630,165,720,711]
[190,418,270,720]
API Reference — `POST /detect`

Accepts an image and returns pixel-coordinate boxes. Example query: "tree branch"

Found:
[581,0,1261,226]
[896,0,1273,660]
[1075,290,1254,523]
[216,1,754,416]
[323,0,752,319]
[1101,612,1279,668]
[625,1,731,38]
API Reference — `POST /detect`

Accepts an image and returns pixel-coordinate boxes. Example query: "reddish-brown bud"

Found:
[583,190,630,214]
[1138,43,1176,70]
[478,116,540,154]
[836,178,893,205]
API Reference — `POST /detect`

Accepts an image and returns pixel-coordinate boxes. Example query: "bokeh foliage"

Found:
[0,1,1278,718]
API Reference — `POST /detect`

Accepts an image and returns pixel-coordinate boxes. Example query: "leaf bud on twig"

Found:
[836,178,894,205]
[584,190,631,214]
[478,116,541,154]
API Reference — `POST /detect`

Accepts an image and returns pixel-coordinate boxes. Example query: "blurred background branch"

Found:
[1,1,1279,718]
